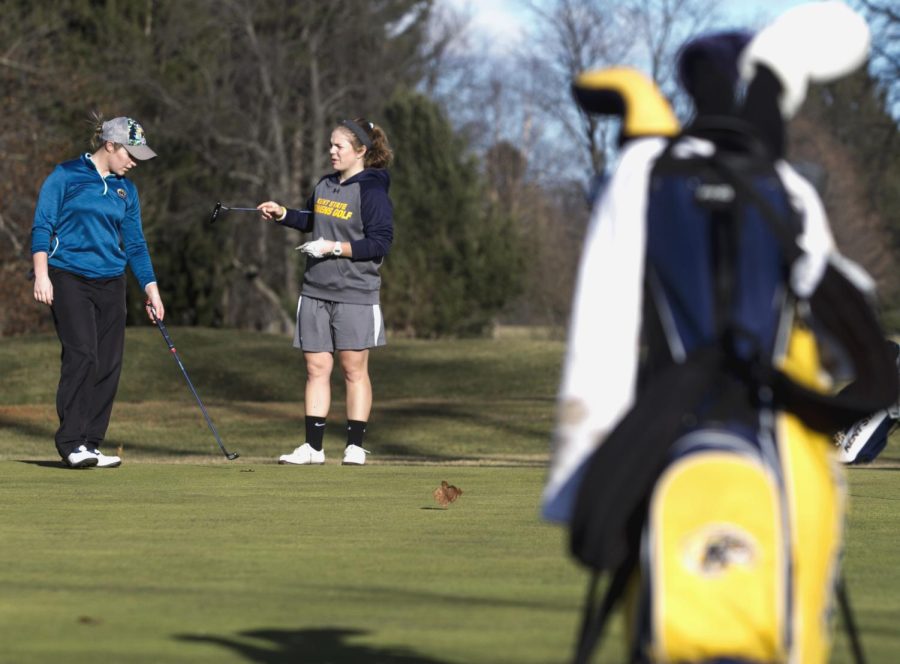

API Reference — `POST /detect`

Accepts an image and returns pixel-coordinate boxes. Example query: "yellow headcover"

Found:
[572,66,680,138]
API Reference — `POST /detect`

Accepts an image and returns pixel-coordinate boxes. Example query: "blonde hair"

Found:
[338,118,394,169]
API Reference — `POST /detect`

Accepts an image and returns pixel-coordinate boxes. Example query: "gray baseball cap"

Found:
[100,117,157,160]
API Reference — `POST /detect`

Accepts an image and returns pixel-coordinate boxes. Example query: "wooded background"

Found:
[1,0,897,338]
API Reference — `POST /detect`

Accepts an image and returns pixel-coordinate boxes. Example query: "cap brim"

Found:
[124,144,157,160]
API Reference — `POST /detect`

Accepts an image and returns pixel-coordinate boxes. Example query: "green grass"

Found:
[0,329,561,462]
[0,464,587,664]
[0,328,898,663]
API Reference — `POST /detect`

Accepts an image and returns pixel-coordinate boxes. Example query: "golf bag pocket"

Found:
[776,410,845,664]
[641,429,788,663]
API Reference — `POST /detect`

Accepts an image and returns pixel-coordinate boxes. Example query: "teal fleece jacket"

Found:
[31,154,156,289]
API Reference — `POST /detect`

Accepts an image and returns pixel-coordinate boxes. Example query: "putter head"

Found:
[226,452,240,461]
[209,202,224,224]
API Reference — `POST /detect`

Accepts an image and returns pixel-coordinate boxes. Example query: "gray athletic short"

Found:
[293,295,387,352]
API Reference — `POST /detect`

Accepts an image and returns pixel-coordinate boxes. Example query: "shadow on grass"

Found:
[0,411,56,440]
[175,626,452,663]
[19,459,67,469]
[848,466,900,472]
[309,583,577,613]
[381,402,547,441]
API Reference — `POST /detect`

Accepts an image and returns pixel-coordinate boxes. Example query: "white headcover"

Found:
[739,1,871,118]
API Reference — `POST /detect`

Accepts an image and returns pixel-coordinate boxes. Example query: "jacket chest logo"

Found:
[314,197,353,220]
[116,188,127,200]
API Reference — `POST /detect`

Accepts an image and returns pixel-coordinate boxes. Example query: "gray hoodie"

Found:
[279,168,393,305]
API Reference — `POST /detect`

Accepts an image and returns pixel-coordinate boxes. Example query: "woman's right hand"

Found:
[34,274,53,306]
[32,253,53,305]
[257,201,286,221]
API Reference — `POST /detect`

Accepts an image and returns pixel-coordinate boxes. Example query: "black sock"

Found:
[346,420,367,447]
[305,416,327,451]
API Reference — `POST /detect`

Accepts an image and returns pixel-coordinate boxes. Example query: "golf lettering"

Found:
[314,198,354,220]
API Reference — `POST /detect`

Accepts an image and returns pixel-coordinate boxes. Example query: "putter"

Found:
[147,305,239,461]
[209,202,261,224]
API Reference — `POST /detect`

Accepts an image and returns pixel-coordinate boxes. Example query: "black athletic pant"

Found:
[49,268,126,459]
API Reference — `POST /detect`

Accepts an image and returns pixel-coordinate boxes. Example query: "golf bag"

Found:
[834,340,900,465]
[569,120,898,664]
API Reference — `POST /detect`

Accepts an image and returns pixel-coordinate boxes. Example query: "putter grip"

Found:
[156,320,176,351]
[147,303,176,351]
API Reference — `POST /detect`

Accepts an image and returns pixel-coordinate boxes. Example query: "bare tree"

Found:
[856,0,900,117]
[512,0,634,179]
[791,111,898,303]
[433,0,727,328]
[504,0,723,180]
[126,0,434,332]
[0,5,85,335]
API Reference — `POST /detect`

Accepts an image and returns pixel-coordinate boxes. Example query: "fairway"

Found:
[0,463,588,664]
[1,330,898,663]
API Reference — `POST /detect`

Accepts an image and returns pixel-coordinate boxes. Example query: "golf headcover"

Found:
[571,67,680,141]
[677,31,754,116]
[738,1,871,119]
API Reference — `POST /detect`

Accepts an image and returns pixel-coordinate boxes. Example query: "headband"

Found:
[340,119,374,149]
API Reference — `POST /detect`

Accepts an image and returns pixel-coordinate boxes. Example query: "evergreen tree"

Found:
[382,90,524,337]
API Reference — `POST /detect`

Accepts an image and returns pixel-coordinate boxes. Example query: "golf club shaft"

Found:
[149,308,238,460]
[209,202,261,224]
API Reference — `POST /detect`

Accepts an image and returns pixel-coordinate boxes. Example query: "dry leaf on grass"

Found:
[433,480,463,507]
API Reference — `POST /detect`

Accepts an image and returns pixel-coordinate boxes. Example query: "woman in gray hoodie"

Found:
[258,118,394,466]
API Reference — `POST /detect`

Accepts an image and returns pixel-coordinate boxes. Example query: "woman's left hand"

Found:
[297,237,336,258]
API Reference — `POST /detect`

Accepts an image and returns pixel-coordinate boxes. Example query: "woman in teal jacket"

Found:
[31,115,164,469]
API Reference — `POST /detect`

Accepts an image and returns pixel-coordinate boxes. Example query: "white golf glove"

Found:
[296,237,330,258]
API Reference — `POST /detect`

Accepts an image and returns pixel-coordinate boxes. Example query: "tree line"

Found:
[0,0,524,337]
[1,0,897,337]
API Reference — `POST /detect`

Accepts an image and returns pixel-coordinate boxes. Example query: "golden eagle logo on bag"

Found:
[682,525,756,576]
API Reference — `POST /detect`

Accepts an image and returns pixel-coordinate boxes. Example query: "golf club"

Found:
[147,304,239,461]
[209,202,261,224]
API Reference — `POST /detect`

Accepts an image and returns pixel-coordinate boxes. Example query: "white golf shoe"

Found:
[67,445,99,469]
[342,444,369,466]
[90,448,122,468]
[278,443,325,465]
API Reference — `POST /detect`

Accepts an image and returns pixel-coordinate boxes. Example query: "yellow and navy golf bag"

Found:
[563,8,899,660]
[568,121,898,664]
[562,8,897,660]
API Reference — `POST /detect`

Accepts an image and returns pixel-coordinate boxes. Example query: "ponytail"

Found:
[88,110,106,151]
[340,117,394,169]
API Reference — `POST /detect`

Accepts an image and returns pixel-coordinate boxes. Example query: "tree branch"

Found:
[230,257,293,331]
[0,212,24,255]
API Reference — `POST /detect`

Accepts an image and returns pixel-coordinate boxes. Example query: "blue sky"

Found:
[441,0,813,53]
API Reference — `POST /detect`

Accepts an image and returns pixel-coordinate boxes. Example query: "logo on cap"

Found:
[127,119,147,146]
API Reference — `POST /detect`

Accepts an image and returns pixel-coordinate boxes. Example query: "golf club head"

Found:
[209,202,224,224]
[226,452,240,460]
